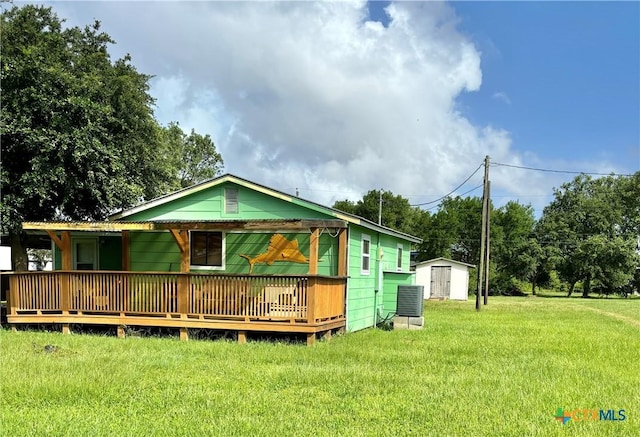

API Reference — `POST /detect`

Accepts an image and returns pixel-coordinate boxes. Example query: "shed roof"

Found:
[108,173,422,243]
[415,257,476,268]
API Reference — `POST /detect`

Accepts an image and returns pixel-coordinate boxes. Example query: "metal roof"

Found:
[22,218,348,232]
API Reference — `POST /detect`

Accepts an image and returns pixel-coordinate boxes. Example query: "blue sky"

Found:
[38,1,640,214]
[452,1,639,169]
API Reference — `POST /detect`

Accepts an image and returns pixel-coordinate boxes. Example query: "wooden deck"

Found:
[5,271,346,344]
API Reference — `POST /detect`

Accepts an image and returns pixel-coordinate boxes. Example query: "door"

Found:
[74,239,97,270]
[430,266,451,299]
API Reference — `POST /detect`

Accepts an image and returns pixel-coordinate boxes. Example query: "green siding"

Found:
[128,230,338,275]
[125,182,336,222]
[98,236,122,270]
[381,272,415,318]
[130,232,181,272]
[346,225,415,332]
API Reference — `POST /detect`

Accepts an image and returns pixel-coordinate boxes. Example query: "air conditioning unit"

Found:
[396,285,424,317]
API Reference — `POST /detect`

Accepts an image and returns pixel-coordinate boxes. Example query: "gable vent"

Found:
[225,188,238,213]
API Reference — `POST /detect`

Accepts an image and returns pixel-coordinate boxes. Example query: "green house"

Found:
[9,174,420,343]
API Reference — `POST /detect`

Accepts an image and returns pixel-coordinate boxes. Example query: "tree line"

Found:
[333,172,640,297]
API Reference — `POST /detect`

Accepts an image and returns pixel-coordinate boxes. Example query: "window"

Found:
[397,244,403,271]
[361,234,371,275]
[225,188,238,214]
[191,232,224,268]
[74,239,97,270]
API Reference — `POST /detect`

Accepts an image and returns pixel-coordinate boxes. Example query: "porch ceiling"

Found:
[22,219,348,232]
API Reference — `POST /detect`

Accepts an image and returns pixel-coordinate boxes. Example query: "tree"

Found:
[0,5,224,269]
[415,196,485,265]
[491,201,540,293]
[332,190,419,235]
[161,122,224,189]
[539,173,639,297]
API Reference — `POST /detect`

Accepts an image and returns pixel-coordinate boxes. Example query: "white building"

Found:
[415,257,475,300]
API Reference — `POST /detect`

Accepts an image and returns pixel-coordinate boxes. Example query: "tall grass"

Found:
[1,296,638,436]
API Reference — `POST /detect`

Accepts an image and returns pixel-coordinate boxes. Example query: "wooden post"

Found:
[476,156,490,311]
[8,276,18,317]
[47,230,72,270]
[337,228,347,276]
[121,231,130,271]
[170,230,190,317]
[307,276,316,325]
[61,231,72,270]
[238,331,247,344]
[306,333,316,346]
[117,325,125,338]
[178,274,189,316]
[484,180,491,306]
[60,272,70,315]
[179,327,189,341]
[309,228,319,275]
[62,324,71,335]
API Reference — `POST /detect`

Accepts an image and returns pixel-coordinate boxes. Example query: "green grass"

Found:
[1,296,638,436]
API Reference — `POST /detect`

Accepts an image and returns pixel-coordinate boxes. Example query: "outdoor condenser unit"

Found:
[396,285,424,317]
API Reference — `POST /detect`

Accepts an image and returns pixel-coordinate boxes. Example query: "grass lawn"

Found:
[1,296,638,436]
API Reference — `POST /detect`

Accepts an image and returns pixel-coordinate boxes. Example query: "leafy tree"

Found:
[491,201,540,293]
[539,173,639,297]
[416,196,484,265]
[0,5,223,269]
[332,190,419,235]
[161,122,223,189]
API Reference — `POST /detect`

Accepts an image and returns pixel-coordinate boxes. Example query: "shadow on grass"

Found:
[4,323,324,345]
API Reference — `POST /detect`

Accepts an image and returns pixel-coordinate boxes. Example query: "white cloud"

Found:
[47,1,612,216]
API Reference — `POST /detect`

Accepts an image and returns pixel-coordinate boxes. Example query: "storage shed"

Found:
[415,258,475,300]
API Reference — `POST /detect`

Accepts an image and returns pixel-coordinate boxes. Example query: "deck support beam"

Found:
[180,327,189,341]
[62,324,71,335]
[238,331,247,344]
[309,228,320,275]
[117,325,125,338]
[338,229,347,276]
[47,230,72,270]
[306,333,316,346]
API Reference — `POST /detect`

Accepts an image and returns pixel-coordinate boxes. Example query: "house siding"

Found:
[128,230,338,275]
[346,225,415,332]
[124,182,335,222]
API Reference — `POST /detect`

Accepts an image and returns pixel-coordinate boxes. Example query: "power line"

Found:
[492,162,635,177]
[411,163,484,207]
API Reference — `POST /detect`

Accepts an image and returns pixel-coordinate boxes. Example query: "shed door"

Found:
[430,266,451,298]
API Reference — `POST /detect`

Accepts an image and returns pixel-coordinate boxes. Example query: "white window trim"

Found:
[396,243,404,272]
[190,231,226,271]
[361,234,371,276]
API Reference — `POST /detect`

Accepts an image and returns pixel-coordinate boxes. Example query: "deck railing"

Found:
[6,271,346,324]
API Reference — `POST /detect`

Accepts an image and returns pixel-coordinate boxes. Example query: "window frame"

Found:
[396,243,403,272]
[361,234,371,276]
[190,231,225,270]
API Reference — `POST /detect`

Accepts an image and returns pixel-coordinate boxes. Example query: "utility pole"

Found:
[476,155,490,311]
[484,179,491,305]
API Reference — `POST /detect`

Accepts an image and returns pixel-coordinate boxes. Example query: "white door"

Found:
[74,239,97,270]
[430,266,451,298]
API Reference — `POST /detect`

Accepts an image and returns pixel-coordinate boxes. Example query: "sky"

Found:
[26,1,640,215]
